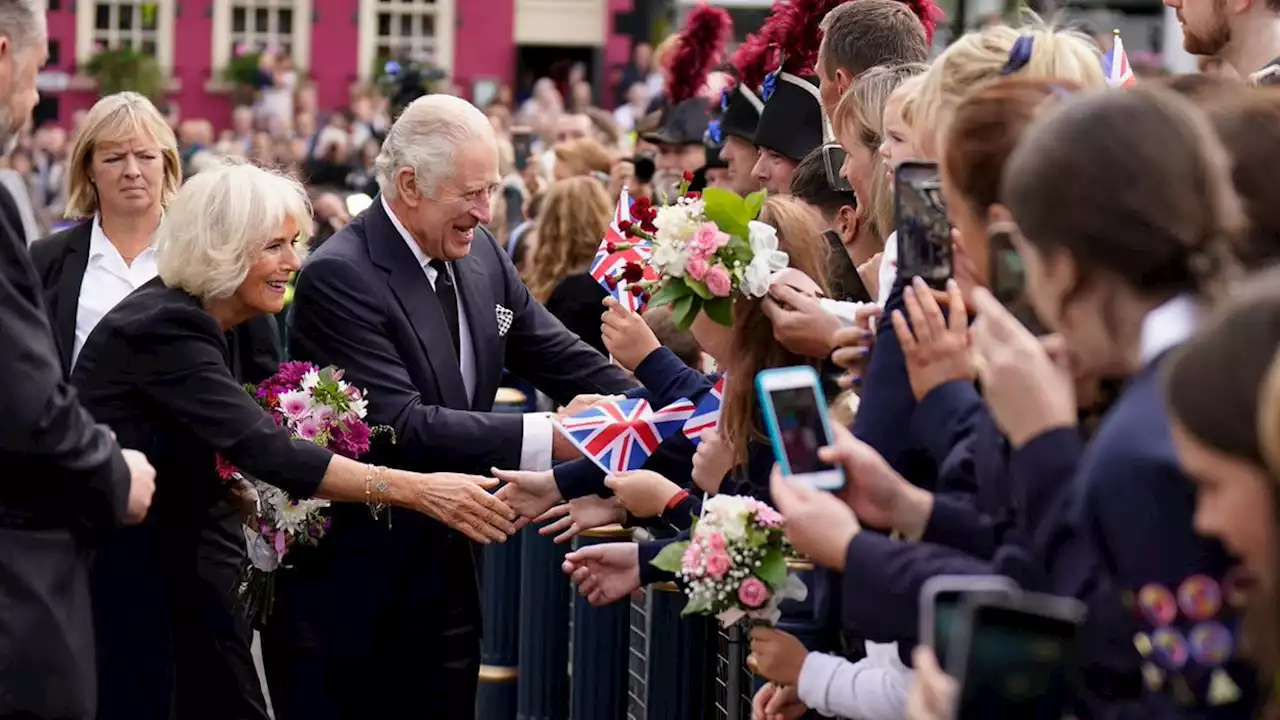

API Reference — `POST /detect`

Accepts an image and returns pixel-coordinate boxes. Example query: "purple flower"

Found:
[272,361,316,388]
[295,416,322,441]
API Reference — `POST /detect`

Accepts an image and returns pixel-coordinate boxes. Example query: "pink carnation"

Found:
[754,503,784,528]
[682,543,704,573]
[705,265,732,297]
[706,531,726,551]
[686,257,710,281]
[738,577,770,608]
[706,550,731,579]
[689,222,730,259]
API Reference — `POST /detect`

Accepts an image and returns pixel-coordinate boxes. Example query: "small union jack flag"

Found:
[590,187,659,312]
[556,397,696,474]
[683,375,725,446]
[1103,29,1135,88]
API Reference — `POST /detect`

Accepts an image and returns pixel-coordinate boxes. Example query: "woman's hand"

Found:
[601,297,661,371]
[762,283,844,359]
[830,306,883,388]
[227,476,260,522]
[749,627,809,685]
[752,683,808,720]
[892,277,975,401]
[691,428,735,495]
[905,646,958,720]
[818,423,933,537]
[604,470,681,518]
[769,467,860,572]
[535,495,625,543]
[403,472,518,544]
[969,288,1077,448]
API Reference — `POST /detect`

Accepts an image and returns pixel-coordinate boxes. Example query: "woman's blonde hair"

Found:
[553,137,613,177]
[833,63,928,242]
[894,74,928,136]
[524,176,612,302]
[65,91,182,218]
[156,158,313,300]
[721,196,829,467]
[912,20,1106,151]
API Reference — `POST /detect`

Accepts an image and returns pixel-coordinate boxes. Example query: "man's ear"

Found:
[835,68,854,96]
[837,204,859,246]
[396,168,420,207]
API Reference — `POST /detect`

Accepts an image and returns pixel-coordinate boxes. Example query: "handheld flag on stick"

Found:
[683,375,725,447]
[590,187,660,313]
[1104,29,1136,88]
[556,397,696,475]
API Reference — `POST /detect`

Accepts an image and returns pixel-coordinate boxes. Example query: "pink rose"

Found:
[705,265,732,297]
[738,577,771,608]
[706,550,731,579]
[706,531,726,551]
[682,543,703,573]
[689,222,730,259]
[685,256,710,281]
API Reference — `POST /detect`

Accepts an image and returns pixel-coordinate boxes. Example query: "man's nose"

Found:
[472,200,492,226]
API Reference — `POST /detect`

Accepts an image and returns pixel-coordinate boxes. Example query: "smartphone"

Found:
[823,229,872,303]
[894,162,953,290]
[822,144,855,193]
[919,575,1020,667]
[512,127,535,172]
[987,224,1048,336]
[948,593,1087,720]
[756,366,846,491]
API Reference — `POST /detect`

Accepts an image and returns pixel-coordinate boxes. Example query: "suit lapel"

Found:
[54,225,91,374]
[453,255,499,411]
[366,199,470,410]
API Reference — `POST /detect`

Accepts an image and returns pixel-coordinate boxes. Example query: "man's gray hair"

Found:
[374,94,494,200]
[0,0,43,52]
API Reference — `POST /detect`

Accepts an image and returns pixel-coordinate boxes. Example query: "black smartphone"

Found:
[920,576,1020,668]
[512,127,535,172]
[987,225,1049,336]
[823,230,872,303]
[948,594,1086,720]
[894,162,953,290]
[822,144,854,193]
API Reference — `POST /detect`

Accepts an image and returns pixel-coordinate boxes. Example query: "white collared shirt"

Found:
[381,197,553,472]
[71,215,159,368]
[1139,293,1201,366]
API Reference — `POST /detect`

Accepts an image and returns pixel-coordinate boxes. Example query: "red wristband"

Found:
[664,489,690,514]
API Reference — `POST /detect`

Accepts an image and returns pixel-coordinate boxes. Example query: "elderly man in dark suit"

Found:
[269,93,635,719]
[0,3,157,718]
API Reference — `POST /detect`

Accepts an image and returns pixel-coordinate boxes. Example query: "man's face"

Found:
[816,50,853,119]
[0,27,46,155]
[554,113,592,144]
[719,135,761,195]
[1166,0,1232,56]
[705,167,732,189]
[397,135,500,261]
[751,147,798,196]
[653,142,704,196]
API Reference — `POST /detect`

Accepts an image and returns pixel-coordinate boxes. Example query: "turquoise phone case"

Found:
[755,365,844,485]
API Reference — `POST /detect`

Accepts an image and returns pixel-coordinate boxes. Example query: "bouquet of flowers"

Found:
[651,494,808,627]
[216,361,393,625]
[614,179,788,331]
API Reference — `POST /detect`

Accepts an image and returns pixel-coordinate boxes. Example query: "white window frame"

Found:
[75,0,176,76]
[357,0,455,81]
[210,0,312,77]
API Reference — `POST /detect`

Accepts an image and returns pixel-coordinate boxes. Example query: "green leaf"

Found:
[703,296,733,327]
[651,541,689,573]
[648,281,691,309]
[756,550,787,588]
[701,187,750,240]
[685,277,714,300]
[671,294,702,331]
[744,190,766,221]
[683,592,710,616]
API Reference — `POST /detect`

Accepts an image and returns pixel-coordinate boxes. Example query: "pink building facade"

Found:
[38,0,648,129]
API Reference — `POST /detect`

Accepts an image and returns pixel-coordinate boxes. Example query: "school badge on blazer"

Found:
[495,304,513,337]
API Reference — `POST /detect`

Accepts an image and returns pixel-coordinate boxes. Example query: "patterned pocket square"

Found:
[496,304,514,337]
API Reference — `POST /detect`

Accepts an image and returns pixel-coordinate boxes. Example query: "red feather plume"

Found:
[665,4,734,104]
[761,0,846,75]
[899,0,944,45]
[730,31,775,92]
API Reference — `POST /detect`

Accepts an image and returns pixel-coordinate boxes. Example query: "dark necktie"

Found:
[429,259,461,362]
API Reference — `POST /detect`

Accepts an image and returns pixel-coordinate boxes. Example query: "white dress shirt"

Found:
[381,197,554,472]
[876,232,898,307]
[797,641,913,720]
[71,215,158,368]
[1138,293,1200,367]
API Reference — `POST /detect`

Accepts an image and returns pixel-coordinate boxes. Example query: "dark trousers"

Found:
[261,507,481,719]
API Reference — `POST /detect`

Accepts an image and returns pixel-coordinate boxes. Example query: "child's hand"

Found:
[691,428,735,495]
[601,297,662,372]
[604,470,681,518]
[748,627,809,686]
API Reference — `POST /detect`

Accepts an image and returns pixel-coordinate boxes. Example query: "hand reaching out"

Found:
[407,472,517,544]
[905,646,958,720]
[604,470,681,518]
[691,428,735,495]
[492,467,562,519]
[891,277,974,401]
[749,627,809,685]
[535,495,624,543]
[558,393,626,420]
[751,683,808,720]
[562,541,641,606]
[601,297,661,371]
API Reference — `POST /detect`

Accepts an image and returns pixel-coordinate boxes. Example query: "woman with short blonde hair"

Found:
[65,91,182,219]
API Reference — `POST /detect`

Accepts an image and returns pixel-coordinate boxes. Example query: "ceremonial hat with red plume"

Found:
[642,4,732,150]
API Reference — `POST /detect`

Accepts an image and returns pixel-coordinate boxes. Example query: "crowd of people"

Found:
[7,0,1280,716]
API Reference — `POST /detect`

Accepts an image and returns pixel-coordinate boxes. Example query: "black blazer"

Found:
[289,197,635,474]
[0,185,129,719]
[30,220,283,380]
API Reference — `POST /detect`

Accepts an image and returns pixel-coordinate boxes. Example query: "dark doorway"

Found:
[514,45,597,106]
[32,94,59,129]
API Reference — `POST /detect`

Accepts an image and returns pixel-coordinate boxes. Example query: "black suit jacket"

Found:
[289,197,635,474]
[0,185,129,719]
[29,220,283,380]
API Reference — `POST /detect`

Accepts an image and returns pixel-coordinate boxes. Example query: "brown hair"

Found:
[720,196,829,466]
[524,177,612,302]
[553,137,613,177]
[819,0,929,79]
[789,146,855,220]
[1163,266,1280,695]
[1001,87,1242,305]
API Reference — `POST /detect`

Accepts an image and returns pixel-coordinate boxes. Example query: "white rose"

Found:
[743,221,790,298]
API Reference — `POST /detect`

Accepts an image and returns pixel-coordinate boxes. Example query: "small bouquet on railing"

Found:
[650,494,808,627]
[216,361,394,625]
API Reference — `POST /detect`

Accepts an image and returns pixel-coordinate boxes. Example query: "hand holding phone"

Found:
[756,366,845,491]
